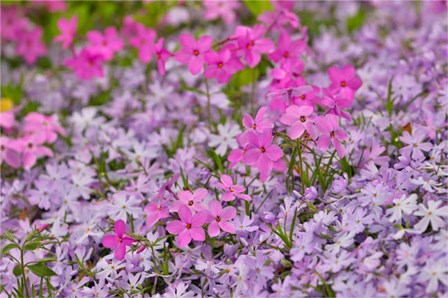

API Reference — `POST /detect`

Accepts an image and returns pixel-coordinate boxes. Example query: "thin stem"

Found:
[20,249,30,298]
[205,79,212,127]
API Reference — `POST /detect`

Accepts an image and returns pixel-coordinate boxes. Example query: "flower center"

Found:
[188,200,194,206]
[215,216,221,222]
[118,237,123,243]
[303,131,310,139]
[157,53,161,59]
[341,81,347,87]
[300,116,306,122]
[27,143,34,149]
[330,131,335,138]
[229,187,234,193]
[252,124,256,129]
[247,40,255,49]
[284,51,290,58]
[260,147,266,153]
[300,95,306,100]
[186,223,192,229]
[217,62,224,68]
[193,49,200,56]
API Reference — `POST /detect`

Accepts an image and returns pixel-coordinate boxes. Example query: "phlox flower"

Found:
[204,49,244,84]
[242,106,273,134]
[16,27,47,64]
[1,6,27,41]
[418,260,448,293]
[9,132,53,170]
[203,0,240,25]
[279,105,316,140]
[243,130,286,182]
[102,220,135,261]
[208,122,241,156]
[414,200,448,232]
[54,16,77,49]
[152,38,172,75]
[129,25,156,63]
[171,188,208,212]
[216,174,251,201]
[400,128,433,161]
[65,48,104,80]
[86,27,123,61]
[386,193,418,222]
[316,114,348,158]
[0,137,20,168]
[327,64,362,101]
[175,33,213,75]
[291,85,320,108]
[144,198,169,228]
[23,112,65,144]
[235,25,274,67]
[166,205,207,248]
[269,30,306,67]
[207,200,236,237]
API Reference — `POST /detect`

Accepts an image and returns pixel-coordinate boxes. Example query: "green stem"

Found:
[20,249,30,298]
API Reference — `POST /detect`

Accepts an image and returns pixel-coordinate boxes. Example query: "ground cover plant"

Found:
[1,1,447,297]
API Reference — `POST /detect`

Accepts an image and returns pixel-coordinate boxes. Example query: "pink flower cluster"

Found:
[0,111,64,169]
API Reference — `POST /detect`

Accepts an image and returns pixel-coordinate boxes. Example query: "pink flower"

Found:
[203,0,240,25]
[65,48,104,80]
[328,65,362,101]
[166,205,206,248]
[175,33,213,75]
[16,27,47,64]
[1,6,27,41]
[216,175,251,202]
[243,130,286,181]
[152,38,172,75]
[204,49,243,84]
[102,220,135,261]
[291,85,320,108]
[129,25,156,63]
[170,188,208,212]
[0,111,15,130]
[316,88,353,121]
[242,106,273,134]
[207,200,236,237]
[23,112,65,144]
[269,30,306,67]
[279,105,316,140]
[0,137,20,169]
[316,114,348,158]
[9,132,53,170]
[54,16,77,49]
[235,25,274,67]
[144,199,169,228]
[86,27,123,61]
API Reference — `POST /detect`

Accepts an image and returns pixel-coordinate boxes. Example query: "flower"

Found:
[102,220,135,261]
[0,137,20,168]
[16,27,47,64]
[235,25,274,67]
[65,48,104,80]
[316,114,348,158]
[129,25,156,63]
[414,200,448,232]
[152,37,172,75]
[242,106,273,134]
[203,0,240,25]
[171,188,208,212]
[327,64,362,101]
[269,30,306,67]
[216,174,251,201]
[386,193,418,222]
[279,105,316,140]
[204,49,243,84]
[208,122,241,156]
[23,112,65,144]
[144,198,169,228]
[166,205,206,248]
[54,16,77,49]
[175,33,213,75]
[207,200,236,237]
[9,132,53,170]
[243,130,286,181]
[86,27,123,61]
[400,128,433,161]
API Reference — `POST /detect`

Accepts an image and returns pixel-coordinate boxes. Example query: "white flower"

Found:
[418,261,448,293]
[387,193,418,222]
[414,200,448,232]
[208,122,241,156]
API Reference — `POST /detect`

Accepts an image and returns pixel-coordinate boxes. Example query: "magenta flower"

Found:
[152,38,172,75]
[144,199,169,228]
[16,27,47,64]
[203,0,240,25]
[170,188,208,212]
[87,27,123,61]
[207,200,236,237]
[243,130,286,181]
[102,220,135,261]
[54,16,77,49]
[204,49,243,84]
[175,33,213,75]
[279,105,316,140]
[65,48,104,80]
[166,205,206,248]
[0,111,15,130]
[0,137,20,169]
[9,132,53,170]
[328,65,362,101]
[269,30,306,67]
[316,114,348,158]
[216,175,251,201]
[23,112,65,144]
[242,106,273,134]
[129,25,156,63]
[291,85,320,108]
[235,25,274,67]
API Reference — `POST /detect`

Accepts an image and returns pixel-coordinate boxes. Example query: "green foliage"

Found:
[346,8,368,34]
[28,264,57,277]
[243,0,274,16]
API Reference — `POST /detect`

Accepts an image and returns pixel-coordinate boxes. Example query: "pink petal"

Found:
[220,175,233,187]
[102,235,117,248]
[193,188,208,201]
[179,33,195,49]
[258,155,273,182]
[114,243,126,260]
[235,193,252,201]
[287,124,305,140]
[219,221,236,234]
[221,192,235,202]
[191,211,207,227]
[244,148,261,165]
[221,206,236,220]
[178,205,192,223]
[114,220,126,237]
[208,221,220,237]
[242,114,254,129]
[190,227,205,241]
[177,229,192,248]
[265,144,283,161]
[208,200,222,217]
[166,220,185,235]
[197,35,213,51]
[122,236,135,246]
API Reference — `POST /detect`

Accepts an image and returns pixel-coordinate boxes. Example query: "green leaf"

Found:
[27,264,56,277]
[13,265,22,277]
[207,150,224,174]
[2,243,19,255]
[346,8,367,34]
[243,0,273,16]
[23,242,40,251]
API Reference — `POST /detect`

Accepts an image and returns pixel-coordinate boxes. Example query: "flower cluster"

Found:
[1,1,447,297]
